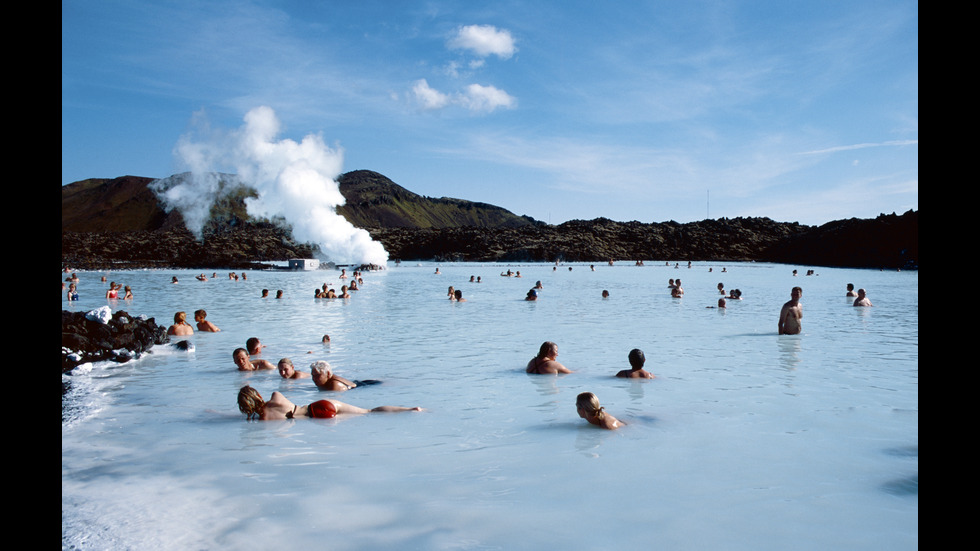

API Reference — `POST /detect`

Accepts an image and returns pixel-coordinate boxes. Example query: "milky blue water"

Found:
[62,261,917,550]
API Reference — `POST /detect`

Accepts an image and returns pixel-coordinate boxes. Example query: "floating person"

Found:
[708,297,727,309]
[167,311,194,336]
[778,286,803,335]
[237,385,421,420]
[310,360,381,391]
[277,358,310,379]
[853,288,873,307]
[615,349,654,379]
[576,392,625,430]
[526,341,573,374]
[194,309,220,332]
[233,348,275,371]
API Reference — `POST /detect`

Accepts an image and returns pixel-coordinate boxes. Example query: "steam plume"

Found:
[151,107,388,266]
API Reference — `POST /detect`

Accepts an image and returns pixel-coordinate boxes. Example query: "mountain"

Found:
[61,170,534,233]
[336,170,536,228]
[61,171,917,270]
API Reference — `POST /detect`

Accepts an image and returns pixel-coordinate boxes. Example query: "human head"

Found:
[628,349,645,369]
[454,290,463,300]
[602,290,609,298]
[246,337,263,354]
[310,360,332,387]
[262,289,269,297]
[232,348,250,369]
[576,392,604,420]
[322,334,331,344]
[791,286,803,299]
[846,283,855,291]
[537,341,558,359]
[173,311,186,324]
[275,290,283,298]
[277,357,295,378]
[718,297,727,308]
[194,309,207,321]
[237,385,265,420]
[857,288,867,298]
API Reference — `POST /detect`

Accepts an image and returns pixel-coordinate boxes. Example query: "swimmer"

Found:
[66,282,79,301]
[233,348,275,371]
[194,309,220,332]
[535,281,543,290]
[602,290,610,298]
[246,337,265,355]
[261,289,269,298]
[167,311,194,336]
[526,341,573,374]
[454,289,466,302]
[310,360,380,391]
[237,385,420,420]
[853,288,873,307]
[339,285,351,298]
[105,282,119,299]
[576,392,625,430]
[275,290,284,299]
[778,286,803,335]
[277,357,310,379]
[615,349,654,379]
[321,334,331,344]
[526,289,538,301]
[123,285,133,300]
[171,276,179,284]
[846,283,858,297]
[448,286,456,300]
[671,279,684,297]
[718,282,725,295]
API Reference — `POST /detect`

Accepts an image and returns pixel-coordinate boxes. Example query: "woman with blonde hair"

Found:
[575,392,625,430]
[167,311,194,336]
[237,386,420,420]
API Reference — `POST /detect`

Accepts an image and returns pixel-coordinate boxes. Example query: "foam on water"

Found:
[62,262,917,550]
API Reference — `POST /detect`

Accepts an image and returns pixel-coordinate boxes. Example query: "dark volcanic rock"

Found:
[61,172,918,270]
[62,308,169,373]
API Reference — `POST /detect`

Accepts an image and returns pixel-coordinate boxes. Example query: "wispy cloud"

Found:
[798,140,918,156]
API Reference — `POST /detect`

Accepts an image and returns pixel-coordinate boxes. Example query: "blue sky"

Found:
[62,0,917,226]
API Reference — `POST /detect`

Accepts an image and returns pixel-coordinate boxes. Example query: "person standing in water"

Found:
[615,349,654,379]
[853,288,873,307]
[778,287,803,335]
[526,341,573,374]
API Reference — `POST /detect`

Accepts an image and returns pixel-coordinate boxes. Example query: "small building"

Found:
[288,258,320,271]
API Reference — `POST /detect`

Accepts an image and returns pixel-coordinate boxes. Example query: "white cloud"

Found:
[411,80,515,113]
[447,24,517,59]
[412,79,451,110]
[459,84,516,112]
